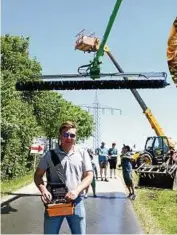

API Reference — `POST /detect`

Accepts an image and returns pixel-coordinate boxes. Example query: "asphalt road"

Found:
[1,176,143,234]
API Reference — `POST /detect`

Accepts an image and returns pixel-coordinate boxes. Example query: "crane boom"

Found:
[144,108,165,136]
[86,0,123,79]
[106,51,148,111]
[107,50,174,147]
[107,51,164,134]
[75,36,174,148]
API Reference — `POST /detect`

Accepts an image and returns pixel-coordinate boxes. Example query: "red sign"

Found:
[30,144,44,154]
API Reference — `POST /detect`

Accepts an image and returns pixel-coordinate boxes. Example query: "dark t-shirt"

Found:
[121,152,132,172]
[108,147,118,158]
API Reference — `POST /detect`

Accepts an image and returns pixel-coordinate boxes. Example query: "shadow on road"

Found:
[6,192,40,197]
[87,194,127,200]
[1,193,41,211]
[1,193,41,214]
[1,202,18,214]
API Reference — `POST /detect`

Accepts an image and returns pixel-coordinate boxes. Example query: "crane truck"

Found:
[74,0,177,189]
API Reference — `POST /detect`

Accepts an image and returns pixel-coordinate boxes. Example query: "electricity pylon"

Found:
[81,91,122,150]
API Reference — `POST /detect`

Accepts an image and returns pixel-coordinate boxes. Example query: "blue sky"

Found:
[2,0,177,151]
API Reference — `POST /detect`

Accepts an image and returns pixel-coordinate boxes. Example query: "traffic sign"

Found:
[30,144,44,154]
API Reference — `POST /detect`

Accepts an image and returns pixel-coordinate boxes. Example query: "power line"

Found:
[80,91,122,150]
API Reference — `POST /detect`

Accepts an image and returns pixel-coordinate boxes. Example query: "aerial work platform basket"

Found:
[75,30,98,52]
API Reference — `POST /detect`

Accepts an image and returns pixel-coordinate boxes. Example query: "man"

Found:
[34,121,93,234]
[169,146,177,163]
[120,145,136,200]
[84,149,98,198]
[108,143,118,178]
[168,147,177,191]
[96,142,109,182]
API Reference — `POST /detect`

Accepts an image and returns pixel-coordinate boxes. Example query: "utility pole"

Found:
[80,91,122,150]
[93,91,100,150]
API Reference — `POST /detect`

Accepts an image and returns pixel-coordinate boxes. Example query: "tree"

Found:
[1,35,41,179]
[1,35,94,179]
[33,92,94,146]
[59,101,94,140]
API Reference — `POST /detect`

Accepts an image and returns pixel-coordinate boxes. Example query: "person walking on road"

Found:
[120,145,136,200]
[96,142,109,182]
[34,121,93,234]
[108,142,118,179]
[84,149,98,198]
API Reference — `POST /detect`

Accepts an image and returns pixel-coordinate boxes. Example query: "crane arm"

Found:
[106,51,175,148]
[89,0,123,79]
[144,108,165,136]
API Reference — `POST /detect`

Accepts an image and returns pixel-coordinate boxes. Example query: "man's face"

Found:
[122,146,127,153]
[60,127,77,147]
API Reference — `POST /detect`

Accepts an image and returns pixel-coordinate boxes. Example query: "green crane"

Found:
[90,0,123,79]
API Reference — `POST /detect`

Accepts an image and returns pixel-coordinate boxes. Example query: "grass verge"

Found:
[1,171,34,196]
[117,168,177,234]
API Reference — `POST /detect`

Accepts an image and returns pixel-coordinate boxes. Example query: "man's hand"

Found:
[65,189,79,201]
[34,167,52,204]
[41,188,52,204]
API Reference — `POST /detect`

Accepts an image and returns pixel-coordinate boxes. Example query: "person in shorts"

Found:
[108,142,118,178]
[96,142,109,182]
[120,145,136,200]
[84,149,98,198]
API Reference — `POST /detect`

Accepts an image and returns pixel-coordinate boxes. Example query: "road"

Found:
[1,176,143,234]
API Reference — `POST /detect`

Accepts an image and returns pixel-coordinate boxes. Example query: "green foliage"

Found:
[59,100,94,140]
[1,34,94,180]
[33,92,94,141]
[1,171,34,195]
[1,35,41,179]
[132,188,177,234]
[33,91,63,138]
[1,35,41,80]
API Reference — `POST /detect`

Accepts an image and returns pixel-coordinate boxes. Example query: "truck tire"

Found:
[137,152,152,167]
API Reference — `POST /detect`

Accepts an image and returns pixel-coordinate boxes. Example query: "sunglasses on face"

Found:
[63,132,76,139]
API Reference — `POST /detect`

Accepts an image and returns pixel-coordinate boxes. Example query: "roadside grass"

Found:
[1,171,34,196]
[117,168,177,234]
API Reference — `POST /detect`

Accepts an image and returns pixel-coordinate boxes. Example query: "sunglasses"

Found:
[63,132,76,139]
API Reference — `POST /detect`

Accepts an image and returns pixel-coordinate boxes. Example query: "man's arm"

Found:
[108,148,111,155]
[94,164,98,179]
[34,168,46,192]
[76,170,93,192]
[34,168,52,204]
[65,171,93,200]
[95,148,100,155]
